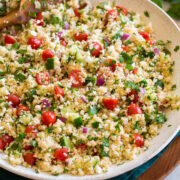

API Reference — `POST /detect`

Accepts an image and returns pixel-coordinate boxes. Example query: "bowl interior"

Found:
[0,0,180,179]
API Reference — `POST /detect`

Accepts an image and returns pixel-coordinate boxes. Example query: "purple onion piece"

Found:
[139,87,146,96]
[82,127,88,133]
[154,48,159,55]
[81,96,88,103]
[96,78,105,86]
[42,99,51,109]
[64,22,70,30]
[121,33,130,41]
[103,38,111,46]
[58,31,63,40]
[59,117,67,123]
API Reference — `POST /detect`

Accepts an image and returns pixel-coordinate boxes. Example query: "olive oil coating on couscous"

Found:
[0,0,179,176]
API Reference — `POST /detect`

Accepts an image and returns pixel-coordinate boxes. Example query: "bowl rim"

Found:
[0,0,180,179]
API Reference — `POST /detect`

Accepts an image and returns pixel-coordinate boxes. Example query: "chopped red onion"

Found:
[59,117,67,123]
[139,87,146,96]
[154,48,159,55]
[96,78,105,86]
[103,38,111,45]
[42,99,51,109]
[81,96,88,103]
[82,127,88,133]
[64,22,70,29]
[58,32,63,40]
[121,33,130,41]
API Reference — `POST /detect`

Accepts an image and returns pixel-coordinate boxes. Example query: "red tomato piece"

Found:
[74,9,81,18]
[122,46,127,52]
[60,40,68,47]
[36,12,45,26]
[28,37,42,50]
[77,144,88,150]
[4,35,16,44]
[106,59,123,72]
[23,145,33,150]
[25,125,38,134]
[23,153,36,166]
[0,139,4,150]
[103,98,119,110]
[7,94,20,107]
[42,111,56,126]
[89,42,102,57]
[106,9,118,20]
[74,33,88,41]
[36,72,49,85]
[127,103,142,115]
[133,133,144,147]
[128,90,139,103]
[138,31,149,40]
[54,85,64,98]
[132,67,138,74]
[69,70,83,88]
[42,49,54,61]
[147,39,155,45]
[116,6,128,15]
[16,105,29,116]
[0,134,14,150]
[54,148,68,161]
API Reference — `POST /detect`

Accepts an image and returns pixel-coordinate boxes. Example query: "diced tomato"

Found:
[60,40,68,47]
[103,98,119,110]
[116,6,128,16]
[54,85,64,98]
[132,67,138,74]
[122,46,127,52]
[0,134,14,150]
[74,9,81,18]
[106,59,123,72]
[4,35,16,44]
[16,105,29,116]
[36,12,45,26]
[25,125,38,134]
[42,111,56,126]
[89,42,102,57]
[23,145,33,150]
[0,139,4,150]
[7,94,20,107]
[69,70,83,88]
[54,148,68,161]
[74,33,88,41]
[147,39,155,45]
[77,144,88,150]
[106,9,118,21]
[23,153,36,166]
[28,37,42,50]
[139,31,149,40]
[42,49,54,61]
[36,72,49,85]
[127,103,142,115]
[133,133,144,147]
[128,90,139,103]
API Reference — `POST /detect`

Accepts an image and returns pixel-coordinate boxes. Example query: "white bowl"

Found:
[0,0,180,179]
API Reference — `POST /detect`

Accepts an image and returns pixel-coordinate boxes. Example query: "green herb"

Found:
[88,105,98,115]
[174,45,180,52]
[11,43,20,49]
[15,133,26,142]
[163,47,171,55]
[30,140,37,147]
[29,11,37,18]
[125,81,136,89]
[134,121,141,130]
[121,52,132,64]
[144,113,152,125]
[84,76,96,86]
[14,71,27,82]
[99,137,109,157]
[115,122,121,133]
[154,79,164,89]
[92,121,100,128]
[46,127,56,133]
[155,113,167,124]
[17,57,27,64]
[45,58,54,70]
[171,84,176,90]
[73,117,83,128]
[125,64,134,70]
[144,11,150,17]
[112,30,122,40]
